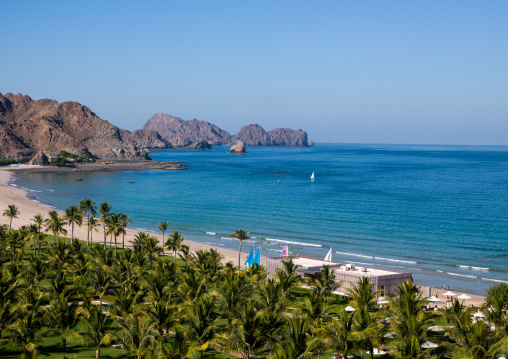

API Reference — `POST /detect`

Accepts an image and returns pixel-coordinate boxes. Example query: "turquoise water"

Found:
[12,144,508,295]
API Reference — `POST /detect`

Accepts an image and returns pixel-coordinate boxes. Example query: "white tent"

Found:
[458,294,472,300]
[427,296,441,302]
[345,306,356,312]
[368,348,386,355]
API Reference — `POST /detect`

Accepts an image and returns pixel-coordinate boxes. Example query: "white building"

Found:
[266,255,412,296]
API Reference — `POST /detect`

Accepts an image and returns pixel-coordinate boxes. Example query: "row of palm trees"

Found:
[2,202,508,359]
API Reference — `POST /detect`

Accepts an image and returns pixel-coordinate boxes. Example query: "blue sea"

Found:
[12,144,508,295]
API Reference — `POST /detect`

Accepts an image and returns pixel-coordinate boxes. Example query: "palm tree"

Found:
[8,287,48,359]
[157,221,168,257]
[444,300,505,359]
[314,264,342,299]
[0,267,19,339]
[116,311,156,359]
[3,204,19,233]
[64,205,84,244]
[230,229,249,274]
[216,300,266,359]
[30,232,48,255]
[166,230,185,263]
[144,234,162,267]
[217,267,253,325]
[389,280,432,359]
[106,212,123,255]
[49,293,80,348]
[347,277,381,359]
[32,213,44,233]
[79,198,97,246]
[92,270,110,307]
[326,307,356,358]
[186,294,221,358]
[273,316,315,359]
[98,202,111,249]
[88,217,100,244]
[119,213,131,251]
[143,295,180,339]
[81,306,114,359]
[44,210,67,244]
[482,283,508,334]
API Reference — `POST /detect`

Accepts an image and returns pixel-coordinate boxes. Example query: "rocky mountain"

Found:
[119,129,170,149]
[232,124,312,147]
[143,113,232,146]
[0,93,150,160]
[142,114,313,147]
[232,124,272,146]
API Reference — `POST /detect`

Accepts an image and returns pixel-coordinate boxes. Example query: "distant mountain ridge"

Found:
[0,93,150,160]
[140,113,313,148]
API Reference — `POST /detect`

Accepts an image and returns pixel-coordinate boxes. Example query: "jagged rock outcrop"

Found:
[230,141,246,154]
[187,140,212,150]
[0,93,150,161]
[232,124,272,146]
[143,113,232,146]
[28,151,50,166]
[233,124,312,146]
[267,128,310,146]
[120,129,170,149]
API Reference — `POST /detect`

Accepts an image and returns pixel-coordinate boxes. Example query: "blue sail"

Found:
[245,246,255,266]
[254,246,261,266]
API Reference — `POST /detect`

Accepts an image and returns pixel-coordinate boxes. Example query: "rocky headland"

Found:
[139,113,313,150]
[0,93,150,161]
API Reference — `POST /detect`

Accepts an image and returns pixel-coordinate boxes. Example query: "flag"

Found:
[324,247,332,262]
[245,246,255,266]
[254,246,261,266]
[281,244,288,259]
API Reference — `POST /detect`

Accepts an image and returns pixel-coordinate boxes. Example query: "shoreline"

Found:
[0,166,243,268]
[0,166,486,306]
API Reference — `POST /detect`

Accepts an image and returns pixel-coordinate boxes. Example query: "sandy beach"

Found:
[0,166,486,306]
[0,166,243,267]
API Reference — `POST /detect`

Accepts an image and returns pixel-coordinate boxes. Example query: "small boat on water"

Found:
[75,178,83,181]
[311,172,315,181]
[127,181,136,184]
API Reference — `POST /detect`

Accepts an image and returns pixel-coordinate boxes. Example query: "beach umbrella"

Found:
[443,291,456,296]
[428,325,445,332]
[421,341,438,349]
[427,296,441,302]
[345,306,356,312]
[377,300,389,304]
[458,294,472,300]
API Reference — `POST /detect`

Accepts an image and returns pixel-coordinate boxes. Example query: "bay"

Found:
[13,144,508,295]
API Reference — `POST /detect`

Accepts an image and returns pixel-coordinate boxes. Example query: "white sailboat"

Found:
[324,247,332,262]
[311,172,315,181]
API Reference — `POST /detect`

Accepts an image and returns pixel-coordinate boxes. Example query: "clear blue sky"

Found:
[2,1,507,145]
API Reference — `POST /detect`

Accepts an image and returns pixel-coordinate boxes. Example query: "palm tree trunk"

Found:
[38,243,41,255]
[122,233,125,250]
[238,239,243,275]
[62,335,67,348]
[174,250,177,263]
[96,346,100,359]
[9,219,12,233]
[71,223,74,244]
[103,224,106,249]
[161,232,165,258]
[114,235,117,255]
